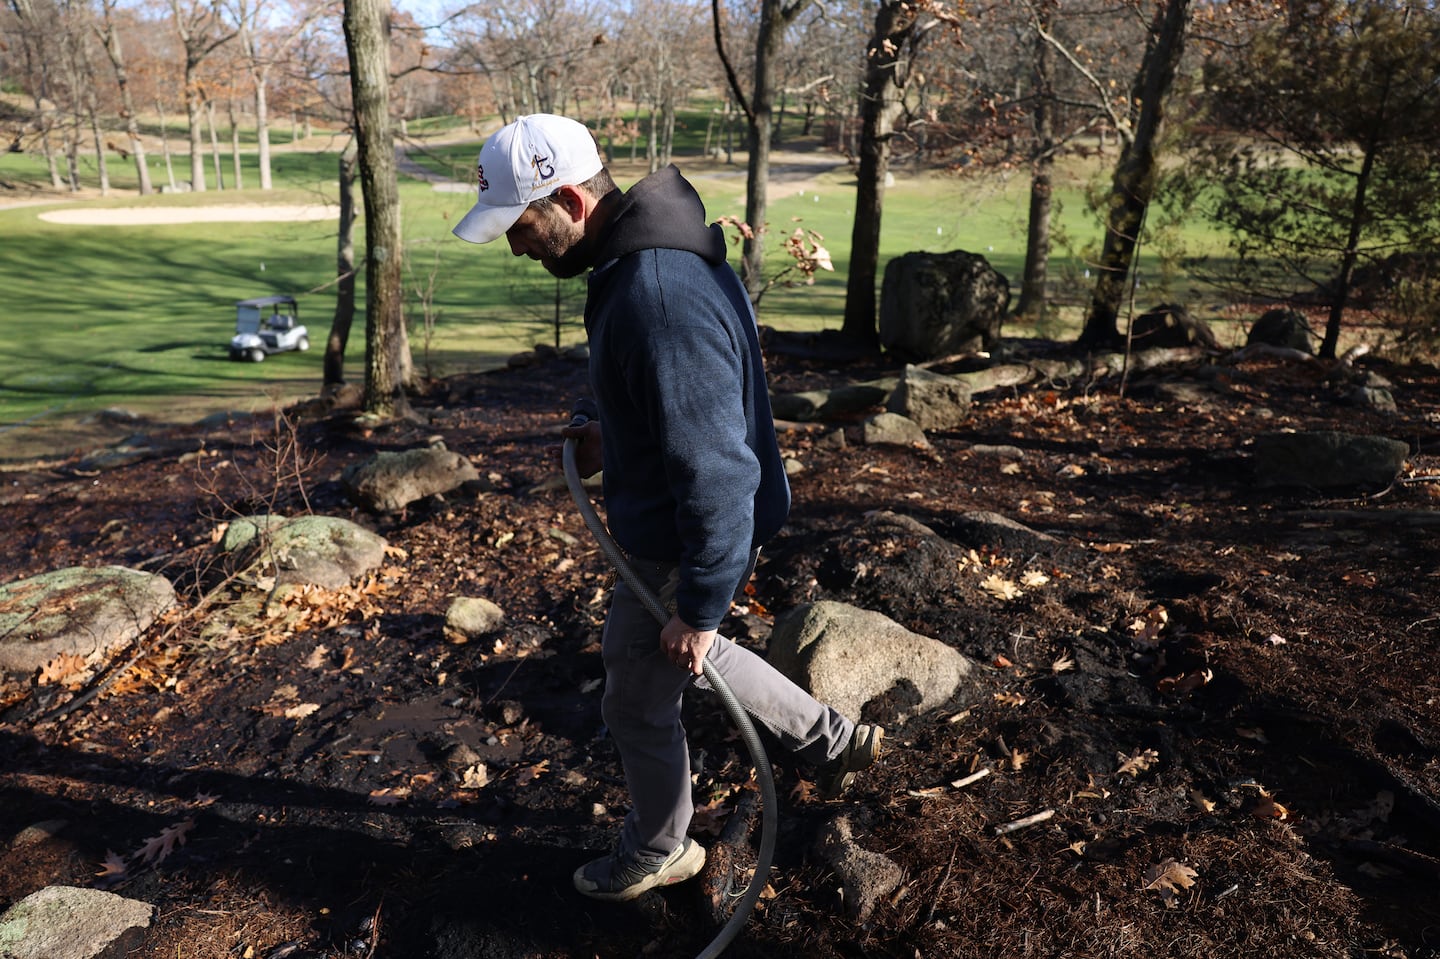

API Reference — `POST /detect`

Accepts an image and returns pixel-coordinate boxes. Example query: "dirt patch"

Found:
[3,342,1440,958]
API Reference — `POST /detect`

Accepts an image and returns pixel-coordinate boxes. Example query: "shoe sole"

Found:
[574,841,707,902]
[820,725,884,800]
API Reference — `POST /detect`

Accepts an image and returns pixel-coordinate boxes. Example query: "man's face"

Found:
[506,201,588,278]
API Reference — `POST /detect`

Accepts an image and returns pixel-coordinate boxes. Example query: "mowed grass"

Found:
[0,125,1227,433]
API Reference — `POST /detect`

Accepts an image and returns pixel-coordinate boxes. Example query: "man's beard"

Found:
[531,206,595,279]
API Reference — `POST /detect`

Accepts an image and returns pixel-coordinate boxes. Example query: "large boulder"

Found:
[0,567,175,676]
[767,600,972,723]
[879,251,1009,360]
[1130,303,1218,350]
[216,515,388,589]
[1251,431,1409,489]
[341,446,481,513]
[0,885,153,959]
[1246,308,1314,353]
[885,364,973,432]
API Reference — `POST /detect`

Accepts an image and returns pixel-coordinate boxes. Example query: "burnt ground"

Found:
[3,338,1440,959]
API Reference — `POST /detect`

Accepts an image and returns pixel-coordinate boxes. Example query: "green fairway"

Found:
[0,131,1227,436]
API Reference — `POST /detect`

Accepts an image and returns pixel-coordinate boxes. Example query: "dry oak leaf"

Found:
[459,764,491,790]
[994,691,1027,708]
[1020,570,1050,588]
[980,574,1021,601]
[1143,859,1199,908]
[515,759,550,787]
[38,652,88,686]
[1117,748,1160,777]
[368,787,409,806]
[95,851,129,881]
[136,818,195,865]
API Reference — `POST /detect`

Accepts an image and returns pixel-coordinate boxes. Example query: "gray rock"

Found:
[880,250,1009,359]
[770,381,892,423]
[445,597,506,641]
[1247,308,1314,353]
[768,600,972,723]
[816,815,903,923]
[1131,303,1218,350]
[216,515,388,589]
[862,412,931,449]
[0,567,176,676]
[1252,431,1409,489]
[342,447,481,513]
[0,885,153,959]
[885,365,973,431]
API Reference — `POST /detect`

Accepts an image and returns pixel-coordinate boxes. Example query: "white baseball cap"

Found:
[452,114,604,244]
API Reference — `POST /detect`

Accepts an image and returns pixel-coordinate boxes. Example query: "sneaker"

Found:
[573,837,707,902]
[818,723,884,799]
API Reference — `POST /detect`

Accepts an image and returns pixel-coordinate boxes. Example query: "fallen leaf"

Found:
[1009,749,1029,771]
[790,780,817,803]
[1189,789,1217,813]
[980,574,1021,601]
[1117,748,1160,777]
[1020,570,1050,588]
[1050,653,1076,673]
[992,654,1013,668]
[1092,542,1132,554]
[1128,606,1169,643]
[135,818,195,865]
[38,652,87,686]
[993,691,1027,708]
[515,759,550,787]
[1157,668,1212,694]
[690,798,734,836]
[302,644,330,670]
[368,788,409,806]
[1252,793,1290,820]
[1143,860,1198,907]
[95,851,128,881]
[284,703,320,720]
[459,764,490,789]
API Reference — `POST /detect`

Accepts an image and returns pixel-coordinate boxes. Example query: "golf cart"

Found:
[229,295,309,362]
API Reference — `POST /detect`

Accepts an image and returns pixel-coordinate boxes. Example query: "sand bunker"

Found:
[38,204,337,226]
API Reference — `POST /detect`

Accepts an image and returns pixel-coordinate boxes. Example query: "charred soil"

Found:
[3,340,1440,959]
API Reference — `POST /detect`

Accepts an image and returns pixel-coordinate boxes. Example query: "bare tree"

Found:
[229,0,337,190]
[713,0,810,298]
[343,0,411,417]
[169,0,238,192]
[1079,0,1191,348]
[842,0,956,347]
[94,0,152,194]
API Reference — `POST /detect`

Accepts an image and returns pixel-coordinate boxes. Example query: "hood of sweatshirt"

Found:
[593,165,728,268]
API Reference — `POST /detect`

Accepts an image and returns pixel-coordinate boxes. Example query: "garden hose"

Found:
[562,434,777,959]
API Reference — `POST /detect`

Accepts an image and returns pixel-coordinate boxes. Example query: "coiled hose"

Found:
[562,436,777,959]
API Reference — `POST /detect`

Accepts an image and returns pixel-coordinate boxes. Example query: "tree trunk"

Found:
[186,87,207,191]
[1017,4,1057,320]
[156,98,177,190]
[739,0,786,298]
[228,97,243,190]
[344,0,412,418]
[325,144,358,387]
[96,0,151,195]
[841,0,923,348]
[206,98,224,189]
[1079,0,1190,349]
[255,75,272,189]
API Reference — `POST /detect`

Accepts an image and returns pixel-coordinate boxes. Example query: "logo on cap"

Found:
[476,163,489,192]
[532,153,555,182]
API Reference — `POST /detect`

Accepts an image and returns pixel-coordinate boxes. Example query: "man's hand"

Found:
[660,615,716,676]
[561,418,603,478]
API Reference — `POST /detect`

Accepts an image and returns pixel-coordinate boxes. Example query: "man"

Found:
[453,114,882,902]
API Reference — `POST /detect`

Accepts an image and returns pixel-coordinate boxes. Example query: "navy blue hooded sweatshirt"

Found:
[580,165,790,630]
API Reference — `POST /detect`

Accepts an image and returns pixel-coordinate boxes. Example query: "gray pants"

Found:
[600,555,854,859]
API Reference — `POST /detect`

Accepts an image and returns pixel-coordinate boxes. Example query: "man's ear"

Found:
[552,184,589,222]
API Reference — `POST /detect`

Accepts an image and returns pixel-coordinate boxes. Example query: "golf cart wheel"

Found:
[248,348,266,363]
[296,336,310,352]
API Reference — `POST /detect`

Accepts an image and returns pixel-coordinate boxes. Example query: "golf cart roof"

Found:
[236,295,297,308]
